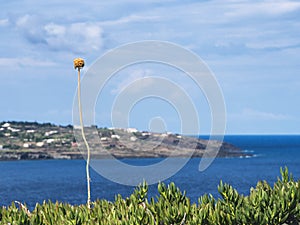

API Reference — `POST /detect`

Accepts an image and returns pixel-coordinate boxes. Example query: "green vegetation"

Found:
[1,167,299,224]
[0,121,75,151]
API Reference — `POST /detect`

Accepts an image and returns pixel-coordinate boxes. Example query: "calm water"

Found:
[0,135,299,209]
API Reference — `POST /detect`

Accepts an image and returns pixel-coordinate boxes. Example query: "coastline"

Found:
[0,144,251,161]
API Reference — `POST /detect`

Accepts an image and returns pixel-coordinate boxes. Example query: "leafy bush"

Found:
[1,167,299,224]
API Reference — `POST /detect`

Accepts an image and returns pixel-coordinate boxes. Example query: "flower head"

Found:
[74,58,85,70]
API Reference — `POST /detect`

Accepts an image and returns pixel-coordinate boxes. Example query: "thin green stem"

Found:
[77,68,91,209]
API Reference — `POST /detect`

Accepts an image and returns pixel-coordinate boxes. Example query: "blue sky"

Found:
[1,0,300,134]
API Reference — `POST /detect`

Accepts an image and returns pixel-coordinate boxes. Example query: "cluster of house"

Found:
[0,122,72,150]
[123,127,181,138]
[98,127,152,149]
[0,122,20,135]
[99,127,182,148]
[0,122,183,151]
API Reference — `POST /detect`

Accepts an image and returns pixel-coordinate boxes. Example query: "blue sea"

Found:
[0,135,300,209]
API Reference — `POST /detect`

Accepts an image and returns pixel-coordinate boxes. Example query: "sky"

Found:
[1,0,300,134]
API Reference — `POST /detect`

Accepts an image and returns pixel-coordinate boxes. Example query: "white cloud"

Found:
[0,18,9,26]
[225,0,300,17]
[233,108,292,121]
[110,68,154,94]
[14,14,46,44]
[9,1,300,57]
[44,23,66,36]
[14,14,104,54]
[0,57,56,67]
[15,14,30,27]
[44,22,104,53]
[100,14,160,26]
[92,0,300,57]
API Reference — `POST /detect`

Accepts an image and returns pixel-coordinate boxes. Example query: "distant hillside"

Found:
[0,121,250,160]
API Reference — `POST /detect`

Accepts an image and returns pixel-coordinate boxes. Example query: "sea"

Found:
[0,135,300,209]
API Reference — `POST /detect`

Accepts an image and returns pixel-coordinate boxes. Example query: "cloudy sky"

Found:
[1,0,300,134]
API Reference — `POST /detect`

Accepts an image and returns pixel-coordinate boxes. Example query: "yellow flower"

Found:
[73,58,85,69]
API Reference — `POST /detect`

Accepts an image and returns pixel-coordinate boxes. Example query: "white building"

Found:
[2,122,10,128]
[126,128,138,133]
[111,134,120,139]
[23,143,30,148]
[36,142,44,147]
[45,130,58,136]
[100,137,108,141]
[26,129,35,133]
[46,139,55,144]
[130,136,137,142]
[8,127,20,132]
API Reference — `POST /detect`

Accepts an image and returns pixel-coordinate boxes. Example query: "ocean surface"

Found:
[0,135,300,209]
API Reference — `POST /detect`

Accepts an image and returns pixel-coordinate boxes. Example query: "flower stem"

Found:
[77,68,91,209]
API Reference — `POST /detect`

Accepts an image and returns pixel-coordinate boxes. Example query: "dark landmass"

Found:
[0,121,251,160]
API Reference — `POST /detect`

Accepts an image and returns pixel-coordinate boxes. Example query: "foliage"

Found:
[98,128,115,137]
[1,167,299,224]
